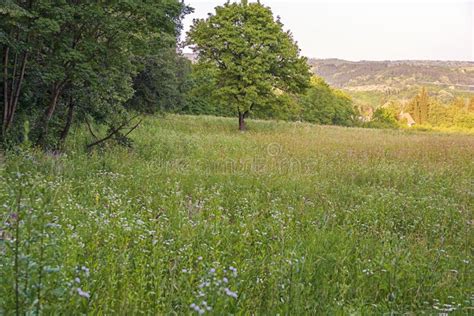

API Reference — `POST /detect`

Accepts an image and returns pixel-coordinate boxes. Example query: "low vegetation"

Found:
[1,115,473,314]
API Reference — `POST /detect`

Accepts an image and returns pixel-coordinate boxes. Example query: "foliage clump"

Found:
[299,76,358,126]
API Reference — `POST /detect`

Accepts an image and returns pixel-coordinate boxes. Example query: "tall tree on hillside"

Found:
[407,87,430,124]
[419,87,430,123]
[187,0,311,130]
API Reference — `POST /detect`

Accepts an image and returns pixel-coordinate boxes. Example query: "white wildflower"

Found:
[224,287,238,299]
[77,288,90,299]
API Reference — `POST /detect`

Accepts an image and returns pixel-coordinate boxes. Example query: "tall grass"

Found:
[1,115,473,314]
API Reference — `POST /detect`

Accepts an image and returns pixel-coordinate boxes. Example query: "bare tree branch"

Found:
[86,116,141,150]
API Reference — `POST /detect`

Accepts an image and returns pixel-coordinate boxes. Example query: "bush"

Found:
[366,107,399,129]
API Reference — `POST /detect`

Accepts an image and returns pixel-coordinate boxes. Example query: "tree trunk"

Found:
[2,46,10,137]
[58,96,74,146]
[238,112,246,131]
[36,85,61,147]
[2,47,28,137]
[238,111,249,131]
[7,52,28,131]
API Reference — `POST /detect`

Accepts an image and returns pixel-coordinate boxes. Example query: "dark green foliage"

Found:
[300,77,358,126]
[126,49,193,114]
[1,0,190,149]
[180,63,232,117]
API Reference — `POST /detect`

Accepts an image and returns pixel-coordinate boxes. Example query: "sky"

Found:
[182,0,473,61]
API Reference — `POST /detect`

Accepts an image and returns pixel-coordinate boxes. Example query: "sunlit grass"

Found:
[1,114,473,314]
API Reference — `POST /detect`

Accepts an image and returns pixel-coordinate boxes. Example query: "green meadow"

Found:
[1,115,473,314]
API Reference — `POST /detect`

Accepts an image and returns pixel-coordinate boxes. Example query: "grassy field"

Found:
[1,115,473,314]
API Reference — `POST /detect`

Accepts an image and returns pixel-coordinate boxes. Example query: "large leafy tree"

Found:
[187,0,310,130]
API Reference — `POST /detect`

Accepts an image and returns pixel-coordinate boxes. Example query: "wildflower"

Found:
[190,303,205,314]
[362,269,373,276]
[229,266,237,277]
[224,287,238,299]
[223,277,228,283]
[45,223,61,228]
[44,266,61,273]
[81,266,90,275]
[77,288,90,299]
[209,268,216,274]
[182,268,188,273]
[74,277,81,283]
[202,301,212,311]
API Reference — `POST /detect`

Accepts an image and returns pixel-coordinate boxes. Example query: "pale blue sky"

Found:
[182,0,473,61]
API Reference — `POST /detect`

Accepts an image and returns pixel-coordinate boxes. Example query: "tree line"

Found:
[11,1,464,151]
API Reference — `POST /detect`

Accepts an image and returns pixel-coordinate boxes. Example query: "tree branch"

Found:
[86,116,141,150]
[2,46,10,135]
[85,118,98,140]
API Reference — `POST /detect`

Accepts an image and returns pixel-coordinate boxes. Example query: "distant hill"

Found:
[309,59,474,107]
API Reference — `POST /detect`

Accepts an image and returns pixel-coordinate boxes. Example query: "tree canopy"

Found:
[1,0,190,149]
